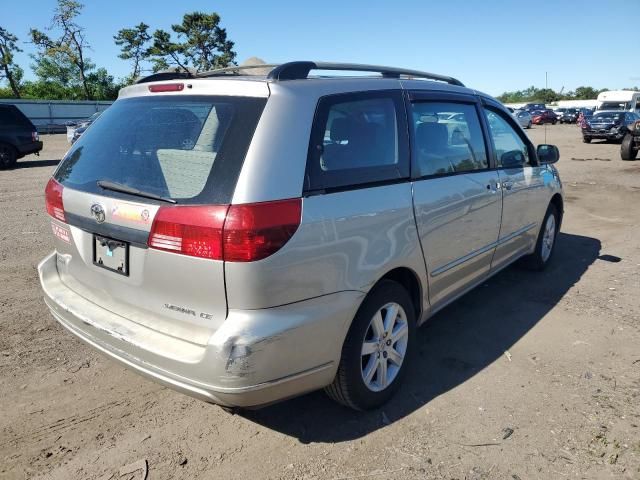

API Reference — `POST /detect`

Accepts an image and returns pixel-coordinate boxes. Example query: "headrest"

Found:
[330,117,350,142]
[415,122,449,150]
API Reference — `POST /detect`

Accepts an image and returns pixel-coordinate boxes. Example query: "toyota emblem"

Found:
[90,203,106,224]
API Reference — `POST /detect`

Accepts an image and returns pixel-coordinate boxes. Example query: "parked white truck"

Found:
[596,90,640,114]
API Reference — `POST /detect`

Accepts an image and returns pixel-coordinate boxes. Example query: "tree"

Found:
[573,86,602,100]
[114,22,151,82]
[0,27,22,98]
[536,88,559,104]
[30,0,94,99]
[147,12,236,73]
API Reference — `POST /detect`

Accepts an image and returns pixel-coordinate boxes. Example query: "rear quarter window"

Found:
[305,90,409,192]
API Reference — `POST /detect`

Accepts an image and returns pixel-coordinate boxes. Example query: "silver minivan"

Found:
[39,62,563,410]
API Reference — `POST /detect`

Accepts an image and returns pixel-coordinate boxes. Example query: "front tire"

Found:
[620,134,638,160]
[527,121,532,129]
[325,280,416,410]
[583,136,592,143]
[0,143,17,169]
[521,204,559,271]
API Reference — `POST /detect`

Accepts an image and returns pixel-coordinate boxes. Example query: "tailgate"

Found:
[52,188,227,343]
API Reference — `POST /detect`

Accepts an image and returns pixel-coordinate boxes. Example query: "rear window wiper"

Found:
[97,180,177,204]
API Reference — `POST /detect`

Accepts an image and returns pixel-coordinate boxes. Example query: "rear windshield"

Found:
[55,95,266,204]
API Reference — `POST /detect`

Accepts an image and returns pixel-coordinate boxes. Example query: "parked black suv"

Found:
[582,111,639,144]
[0,105,43,169]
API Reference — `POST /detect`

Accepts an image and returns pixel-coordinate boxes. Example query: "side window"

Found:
[306,91,408,191]
[484,109,531,168]
[410,102,488,177]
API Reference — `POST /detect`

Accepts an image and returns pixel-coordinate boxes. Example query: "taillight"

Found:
[148,198,302,262]
[149,205,228,260]
[45,178,65,222]
[148,83,184,93]
[32,131,39,142]
[224,199,302,262]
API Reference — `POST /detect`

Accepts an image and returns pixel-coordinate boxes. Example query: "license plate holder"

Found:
[93,235,129,276]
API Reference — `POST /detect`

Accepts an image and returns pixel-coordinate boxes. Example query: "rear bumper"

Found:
[16,140,43,157]
[38,251,363,407]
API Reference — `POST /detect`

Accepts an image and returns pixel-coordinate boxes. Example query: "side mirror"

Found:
[537,144,560,164]
[500,150,526,168]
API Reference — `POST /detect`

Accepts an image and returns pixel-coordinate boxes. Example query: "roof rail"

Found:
[135,62,465,87]
[266,61,465,87]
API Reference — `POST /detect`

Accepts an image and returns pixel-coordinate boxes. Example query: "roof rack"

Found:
[197,64,280,78]
[135,61,465,87]
[266,61,465,87]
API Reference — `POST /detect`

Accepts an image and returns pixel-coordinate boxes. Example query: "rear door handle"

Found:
[486,181,500,193]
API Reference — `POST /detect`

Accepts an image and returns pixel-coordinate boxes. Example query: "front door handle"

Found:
[502,181,513,191]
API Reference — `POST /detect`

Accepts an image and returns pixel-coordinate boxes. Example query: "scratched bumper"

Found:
[38,251,364,407]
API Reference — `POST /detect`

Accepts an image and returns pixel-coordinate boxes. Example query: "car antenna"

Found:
[545,71,548,144]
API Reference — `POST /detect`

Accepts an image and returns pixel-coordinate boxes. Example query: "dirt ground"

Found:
[0,125,638,480]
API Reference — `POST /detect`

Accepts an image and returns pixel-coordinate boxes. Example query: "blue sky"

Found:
[4,0,638,96]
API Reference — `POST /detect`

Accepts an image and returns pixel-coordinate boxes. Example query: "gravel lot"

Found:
[1,126,639,480]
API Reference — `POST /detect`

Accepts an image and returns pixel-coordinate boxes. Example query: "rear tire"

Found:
[325,280,416,410]
[0,143,17,169]
[620,134,638,160]
[521,204,559,271]
[583,136,592,143]
[527,121,532,129]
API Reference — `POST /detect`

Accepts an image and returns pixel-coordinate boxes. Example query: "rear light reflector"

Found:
[148,198,302,262]
[148,83,184,93]
[149,205,228,260]
[45,178,66,222]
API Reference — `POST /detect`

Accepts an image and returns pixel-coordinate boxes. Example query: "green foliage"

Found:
[147,11,236,73]
[0,26,23,97]
[30,0,96,99]
[497,85,612,104]
[114,22,151,83]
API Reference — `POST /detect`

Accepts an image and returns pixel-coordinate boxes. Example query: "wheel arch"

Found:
[371,266,424,322]
[550,193,564,230]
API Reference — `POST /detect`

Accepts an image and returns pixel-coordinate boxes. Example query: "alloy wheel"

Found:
[541,214,556,262]
[360,302,409,392]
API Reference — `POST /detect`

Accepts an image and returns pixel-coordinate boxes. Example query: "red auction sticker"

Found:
[51,222,71,244]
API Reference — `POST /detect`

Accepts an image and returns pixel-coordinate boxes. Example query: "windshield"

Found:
[55,95,266,204]
[599,102,627,111]
[592,112,623,122]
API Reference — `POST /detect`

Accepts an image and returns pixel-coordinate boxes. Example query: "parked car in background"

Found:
[39,61,564,411]
[512,109,532,129]
[620,119,640,160]
[582,111,640,143]
[553,107,567,121]
[559,108,579,124]
[67,111,104,144]
[531,109,558,125]
[0,104,43,169]
[522,102,546,112]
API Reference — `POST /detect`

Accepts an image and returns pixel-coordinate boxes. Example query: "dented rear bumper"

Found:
[38,251,363,407]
